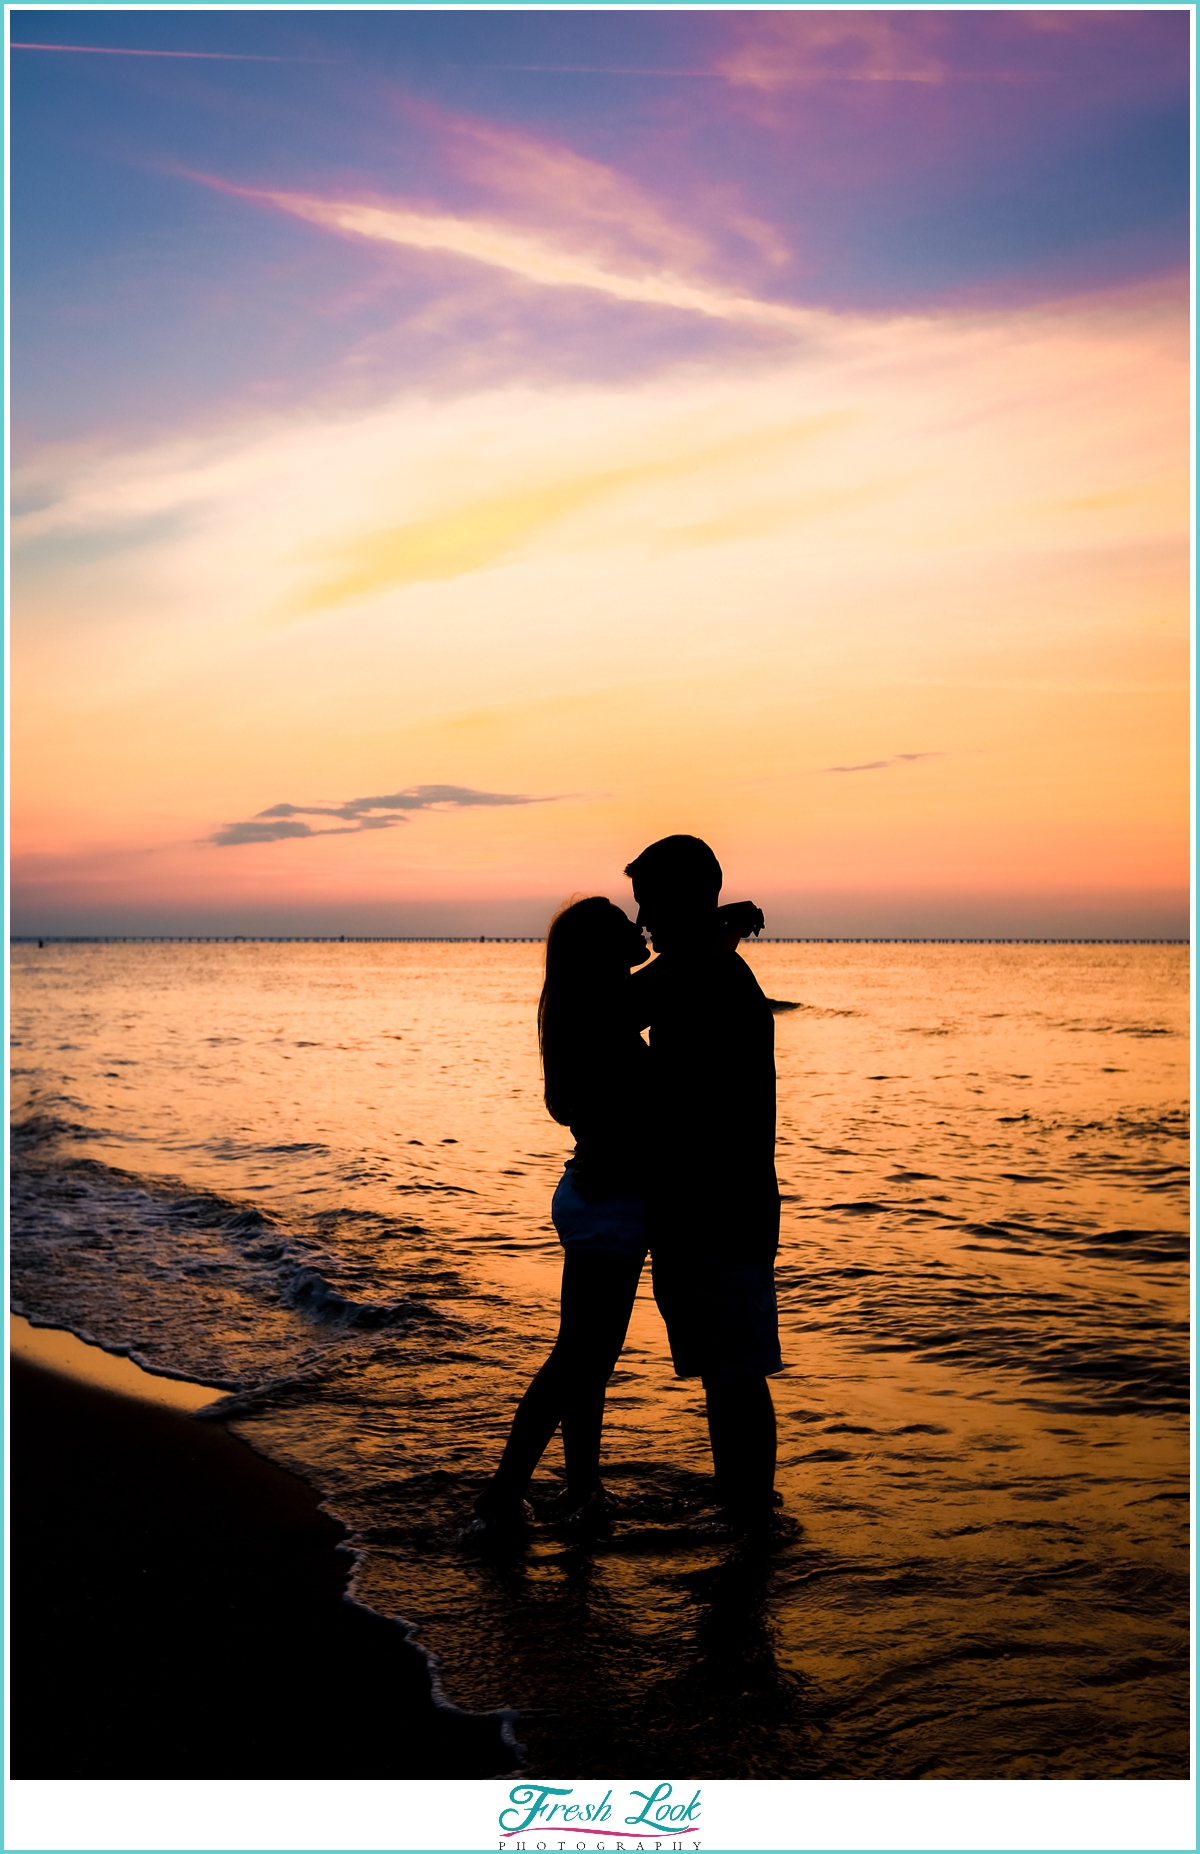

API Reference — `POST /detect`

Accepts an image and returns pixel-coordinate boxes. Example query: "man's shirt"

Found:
[632,949,780,1262]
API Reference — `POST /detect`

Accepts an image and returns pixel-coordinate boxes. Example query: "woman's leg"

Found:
[479,1250,642,1514]
[558,1251,643,1498]
[478,1350,564,1515]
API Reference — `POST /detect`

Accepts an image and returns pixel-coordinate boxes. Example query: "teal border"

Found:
[3,3,1196,1851]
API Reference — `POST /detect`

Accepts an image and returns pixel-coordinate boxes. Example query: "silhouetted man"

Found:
[626,834,781,1527]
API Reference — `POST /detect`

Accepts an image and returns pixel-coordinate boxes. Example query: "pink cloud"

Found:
[694,10,1189,204]
[716,14,955,91]
[429,106,713,271]
[711,9,1183,96]
[187,171,808,332]
[397,95,791,278]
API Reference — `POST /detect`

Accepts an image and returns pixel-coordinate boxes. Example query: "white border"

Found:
[2,1779,1198,1853]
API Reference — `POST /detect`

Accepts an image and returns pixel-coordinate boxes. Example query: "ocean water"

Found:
[9,940,1190,1778]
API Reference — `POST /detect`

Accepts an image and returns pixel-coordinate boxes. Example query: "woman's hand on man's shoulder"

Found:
[715,901,765,952]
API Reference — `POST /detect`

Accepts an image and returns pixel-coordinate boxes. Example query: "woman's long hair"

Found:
[538,896,620,1124]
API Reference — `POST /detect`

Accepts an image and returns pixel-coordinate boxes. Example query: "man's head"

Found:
[624,835,723,949]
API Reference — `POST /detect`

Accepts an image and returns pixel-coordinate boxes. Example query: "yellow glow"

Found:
[293,412,854,611]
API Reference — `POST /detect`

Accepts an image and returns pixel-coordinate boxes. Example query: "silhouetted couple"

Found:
[471,834,781,1542]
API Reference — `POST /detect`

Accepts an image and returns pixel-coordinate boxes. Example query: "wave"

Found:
[282,1266,435,1330]
[10,1116,462,1390]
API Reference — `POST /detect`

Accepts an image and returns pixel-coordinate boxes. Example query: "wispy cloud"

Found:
[210,783,550,846]
[199,178,812,332]
[714,15,1016,91]
[422,104,792,275]
[412,103,736,270]
[482,65,723,78]
[712,8,1170,101]
[821,752,943,774]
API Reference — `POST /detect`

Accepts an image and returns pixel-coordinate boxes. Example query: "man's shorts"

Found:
[651,1253,783,1382]
[551,1167,648,1260]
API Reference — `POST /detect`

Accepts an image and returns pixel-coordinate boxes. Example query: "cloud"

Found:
[209,818,353,846]
[482,64,722,78]
[396,100,791,285]
[197,178,813,333]
[209,783,548,846]
[711,14,1052,92]
[427,105,793,275]
[821,752,943,774]
[418,105,716,274]
[716,15,954,90]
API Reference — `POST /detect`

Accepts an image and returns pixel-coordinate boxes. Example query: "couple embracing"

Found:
[471,833,782,1542]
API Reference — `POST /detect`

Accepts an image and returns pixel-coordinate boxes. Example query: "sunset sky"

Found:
[10,7,1191,937]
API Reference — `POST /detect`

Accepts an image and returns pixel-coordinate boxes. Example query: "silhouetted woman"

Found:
[470,896,651,1538]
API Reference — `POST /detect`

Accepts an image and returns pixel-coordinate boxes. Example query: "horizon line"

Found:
[9,936,1189,947]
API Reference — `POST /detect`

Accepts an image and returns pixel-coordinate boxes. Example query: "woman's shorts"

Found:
[551,1168,648,1260]
[651,1254,784,1381]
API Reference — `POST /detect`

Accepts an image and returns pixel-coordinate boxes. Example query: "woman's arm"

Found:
[715,901,765,949]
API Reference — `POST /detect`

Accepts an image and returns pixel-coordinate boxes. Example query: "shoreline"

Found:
[10,1350,520,1778]
[10,1310,232,1410]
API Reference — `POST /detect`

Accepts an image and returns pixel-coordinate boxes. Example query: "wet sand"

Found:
[10,1357,518,1778]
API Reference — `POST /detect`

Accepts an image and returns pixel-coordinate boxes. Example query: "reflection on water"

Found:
[9,941,1189,1776]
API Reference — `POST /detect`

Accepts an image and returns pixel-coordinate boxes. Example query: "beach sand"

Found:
[10,1356,518,1778]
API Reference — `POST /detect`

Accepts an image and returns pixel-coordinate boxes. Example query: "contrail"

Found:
[478,65,723,77]
[10,42,331,62]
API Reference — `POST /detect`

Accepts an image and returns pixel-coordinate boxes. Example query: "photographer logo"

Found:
[498,1782,703,1849]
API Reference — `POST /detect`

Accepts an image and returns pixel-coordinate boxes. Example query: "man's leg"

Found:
[652,1248,781,1518]
[701,1370,776,1517]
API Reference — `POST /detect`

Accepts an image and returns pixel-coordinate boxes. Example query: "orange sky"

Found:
[11,15,1190,937]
